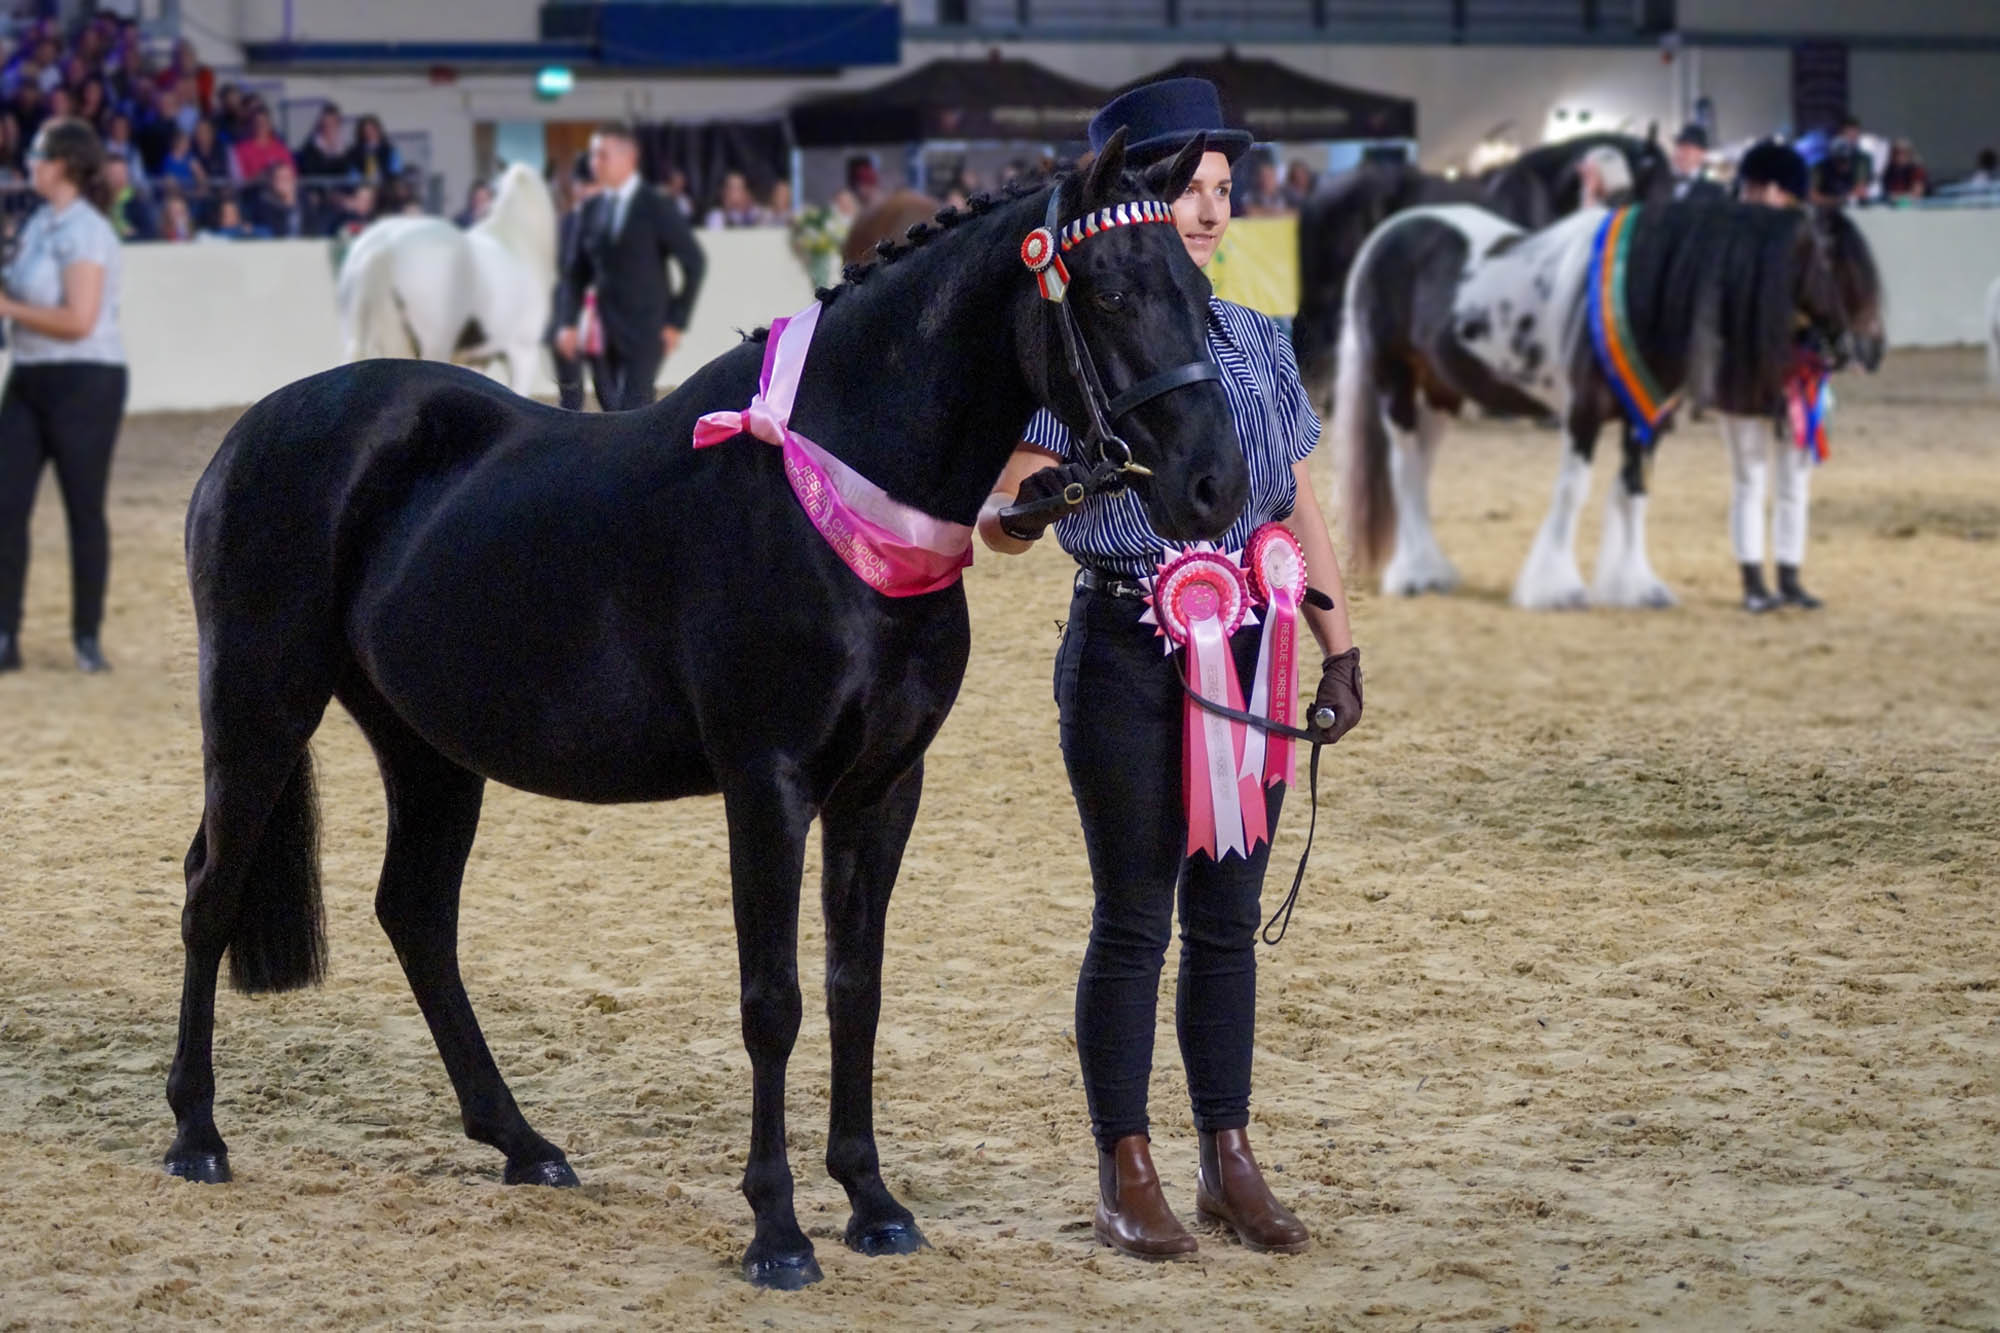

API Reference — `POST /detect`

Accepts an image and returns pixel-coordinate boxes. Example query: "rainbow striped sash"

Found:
[1586,208,1678,446]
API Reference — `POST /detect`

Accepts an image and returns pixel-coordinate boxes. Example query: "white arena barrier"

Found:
[58,209,1997,416]
[1847,208,2000,348]
[104,229,816,414]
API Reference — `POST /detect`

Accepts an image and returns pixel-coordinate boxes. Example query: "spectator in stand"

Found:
[847,157,881,210]
[253,162,328,237]
[0,112,21,175]
[231,105,292,182]
[1671,123,1725,202]
[136,85,189,172]
[660,166,694,217]
[45,87,72,124]
[158,191,197,242]
[214,85,251,144]
[101,155,156,240]
[157,127,200,189]
[703,171,765,228]
[202,194,264,239]
[766,178,794,224]
[14,85,47,147]
[188,117,229,182]
[76,76,105,129]
[350,114,400,185]
[454,179,492,228]
[1880,139,1928,201]
[296,102,349,179]
[1280,159,1315,210]
[101,112,145,185]
[1236,154,1285,216]
[328,183,376,238]
[1967,148,1999,188]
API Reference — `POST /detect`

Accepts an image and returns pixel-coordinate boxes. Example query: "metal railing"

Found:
[906,0,1660,40]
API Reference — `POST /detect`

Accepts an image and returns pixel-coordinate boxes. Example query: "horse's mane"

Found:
[817,174,1051,307]
[477,164,558,284]
[1622,201,1806,413]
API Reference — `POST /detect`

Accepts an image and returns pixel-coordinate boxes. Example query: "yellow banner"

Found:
[1206,217,1301,318]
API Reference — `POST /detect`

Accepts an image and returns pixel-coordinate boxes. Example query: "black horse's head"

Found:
[1796,205,1886,373]
[1019,129,1246,542]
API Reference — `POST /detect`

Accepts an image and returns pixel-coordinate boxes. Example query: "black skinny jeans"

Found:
[1055,579,1286,1151]
[0,362,128,639]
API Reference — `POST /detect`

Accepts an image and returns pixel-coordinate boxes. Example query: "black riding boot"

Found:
[0,631,19,672]
[1776,564,1822,610]
[1740,563,1778,614]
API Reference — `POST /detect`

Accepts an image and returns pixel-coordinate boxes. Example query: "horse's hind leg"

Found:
[820,763,928,1259]
[724,770,818,1288]
[1383,397,1459,596]
[168,710,330,1182]
[347,686,575,1186]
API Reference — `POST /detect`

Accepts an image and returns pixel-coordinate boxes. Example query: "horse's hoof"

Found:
[846,1217,928,1257]
[503,1158,579,1187]
[164,1150,231,1184]
[743,1250,823,1290]
[1639,587,1677,610]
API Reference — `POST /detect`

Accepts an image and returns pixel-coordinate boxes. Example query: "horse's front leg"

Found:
[724,771,818,1289]
[1591,421,1677,608]
[820,762,928,1259]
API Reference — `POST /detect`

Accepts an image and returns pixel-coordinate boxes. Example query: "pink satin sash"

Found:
[693,303,974,597]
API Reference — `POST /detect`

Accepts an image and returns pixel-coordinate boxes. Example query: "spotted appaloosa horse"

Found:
[1334,200,1882,608]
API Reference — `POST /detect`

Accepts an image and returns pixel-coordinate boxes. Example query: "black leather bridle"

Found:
[1025,187,1224,499]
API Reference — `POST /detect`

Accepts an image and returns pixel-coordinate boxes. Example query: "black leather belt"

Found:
[1074,567,1150,601]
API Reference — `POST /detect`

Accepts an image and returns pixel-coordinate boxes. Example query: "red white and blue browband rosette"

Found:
[1242,523,1307,795]
[1142,544,1268,860]
[1021,198,1173,304]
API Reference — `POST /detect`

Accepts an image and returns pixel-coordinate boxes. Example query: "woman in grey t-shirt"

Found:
[0,117,127,674]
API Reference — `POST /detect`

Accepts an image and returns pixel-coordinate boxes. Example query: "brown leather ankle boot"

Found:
[1196,1128,1310,1254]
[1093,1134,1198,1261]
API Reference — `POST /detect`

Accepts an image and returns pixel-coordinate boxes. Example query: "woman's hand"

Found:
[998,461,1094,540]
[1312,647,1362,745]
[977,444,1067,555]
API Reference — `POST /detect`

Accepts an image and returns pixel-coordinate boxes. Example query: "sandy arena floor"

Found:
[1,350,1996,1331]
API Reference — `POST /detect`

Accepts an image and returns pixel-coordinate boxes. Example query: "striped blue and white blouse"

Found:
[1023,297,1319,579]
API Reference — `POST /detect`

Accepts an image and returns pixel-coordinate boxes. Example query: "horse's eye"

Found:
[1094,289,1127,313]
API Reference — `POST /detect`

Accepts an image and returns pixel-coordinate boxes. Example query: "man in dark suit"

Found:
[1671,124,1726,204]
[547,155,597,411]
[555,124,706,411]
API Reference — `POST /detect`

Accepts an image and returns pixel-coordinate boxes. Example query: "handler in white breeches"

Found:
[1723,141,1822,613]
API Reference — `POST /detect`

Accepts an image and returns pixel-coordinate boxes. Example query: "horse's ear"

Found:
[1156,132,1209,204]
[1084,127,1128,207]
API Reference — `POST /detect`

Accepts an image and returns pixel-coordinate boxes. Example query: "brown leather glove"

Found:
[1311,646,1362,746]
[998,462,1095,541]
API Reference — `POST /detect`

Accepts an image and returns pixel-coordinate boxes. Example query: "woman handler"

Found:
[977,79,1363,1260]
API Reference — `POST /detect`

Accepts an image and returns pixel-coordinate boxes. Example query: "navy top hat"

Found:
[1089,77,1254,170]
[1737,140,1809,201]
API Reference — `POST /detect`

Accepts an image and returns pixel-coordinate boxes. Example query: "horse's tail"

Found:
[220,750,327,994]
[1334,237,1397,573]
[342,239,412,362]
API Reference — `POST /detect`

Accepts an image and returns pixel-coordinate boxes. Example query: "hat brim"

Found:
[1124,128,1254,170]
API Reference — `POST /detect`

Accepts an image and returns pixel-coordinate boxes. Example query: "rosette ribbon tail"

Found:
[1185,609,1251,860]
[1240,584,1299,795]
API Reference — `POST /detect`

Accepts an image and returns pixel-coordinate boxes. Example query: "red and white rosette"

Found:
[1242,523,1308,793]
[1020,226,1070,302]
[1143,544,1267,860]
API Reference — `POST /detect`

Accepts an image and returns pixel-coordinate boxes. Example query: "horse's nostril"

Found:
[1192,473,1221,514]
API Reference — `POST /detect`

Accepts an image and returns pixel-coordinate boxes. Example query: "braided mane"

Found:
[818,174,1051,305]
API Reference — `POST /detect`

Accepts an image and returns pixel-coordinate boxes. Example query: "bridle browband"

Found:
[1021,186,1223,485]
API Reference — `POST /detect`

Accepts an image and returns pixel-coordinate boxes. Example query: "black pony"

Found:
[165,132,1245,1289]
[1293,132,1673,403]
[1333,200,1882,608]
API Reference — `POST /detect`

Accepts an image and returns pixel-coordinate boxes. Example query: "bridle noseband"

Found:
[1021,188,1223,488]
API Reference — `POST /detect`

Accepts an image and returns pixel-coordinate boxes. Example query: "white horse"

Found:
[336,163,557,396]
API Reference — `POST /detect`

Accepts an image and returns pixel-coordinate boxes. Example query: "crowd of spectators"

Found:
[0,13,421,244]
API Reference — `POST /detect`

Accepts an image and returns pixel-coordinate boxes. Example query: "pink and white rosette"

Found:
[1142,544,1267,860]
[1242,523,1307,792]
[693,302,974,598]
